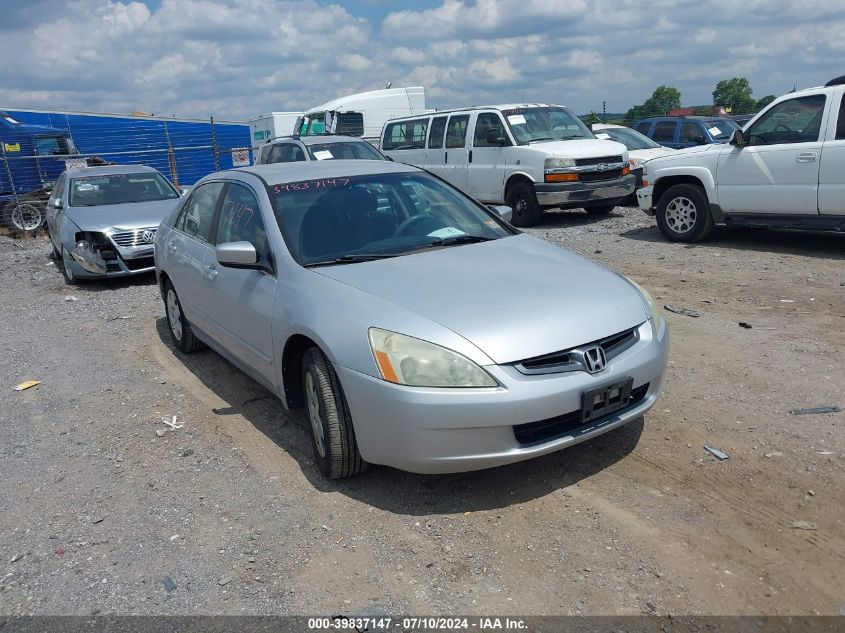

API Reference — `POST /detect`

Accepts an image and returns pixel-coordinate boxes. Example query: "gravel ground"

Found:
[0,208,843,616]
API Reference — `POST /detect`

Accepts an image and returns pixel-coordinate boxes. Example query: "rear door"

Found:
[203,180,278,389]
[442,114,471,193]
[424,115,448,177]
[716,93,827,215]
[652,120,680,149]
[818,89,845,215]
[163,181,226,332]
[467,112,511,202]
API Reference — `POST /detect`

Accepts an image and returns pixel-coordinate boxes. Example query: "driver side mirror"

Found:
[489,205,513,223]
[729,129,746,147]
[216,241,259,269]
[179,187,190,197]
[486,129,509,146]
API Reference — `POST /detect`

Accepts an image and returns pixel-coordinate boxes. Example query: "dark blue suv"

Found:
[632,116,740,149]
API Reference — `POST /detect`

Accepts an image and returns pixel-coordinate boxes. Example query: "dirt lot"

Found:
[0,208,843,617]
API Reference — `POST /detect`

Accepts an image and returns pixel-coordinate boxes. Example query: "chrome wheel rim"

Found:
[665,196,697,234]
[166,289,183,341]
[62,249,75,282]
[11,203,42,231]
[304,371,326,458]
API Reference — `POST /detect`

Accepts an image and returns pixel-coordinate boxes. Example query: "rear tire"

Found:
[302,347,367,479]
[585,204,615,216]
[164,280,204,353]
[505,182,543,227]
[656,184,714,243]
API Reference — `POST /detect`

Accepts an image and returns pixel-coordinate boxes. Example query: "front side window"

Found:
[473,113,509,147]
[306,141,385,161]
[428,116,447,149]
[445,115,470,148]
[382,119,428,151]
[69,172,180,207]
[175,181,225,242]
[216,183,270,260]
[748,95,827,146]
[34,136,63,156]
[269,172,514,266]
[652,121,677,143]
[501,107,592,144]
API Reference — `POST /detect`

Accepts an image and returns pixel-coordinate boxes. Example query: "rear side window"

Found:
[680,122,704,144]
[382,119,428,151]
[652,121,677,143]
[635,122,651,135]
[428,116,447,149]
[473,113,508,147]
[175,181,225,243]
[836,94,845,140]
[446,115,470,148]
[268,143,306,163]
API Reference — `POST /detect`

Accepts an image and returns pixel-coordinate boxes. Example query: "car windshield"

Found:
[594,127,661,150]
[705,119,740,139]
[269,171,514,267]
[69,172,179,207]
[306,141,385,161]
[502,107,593,144]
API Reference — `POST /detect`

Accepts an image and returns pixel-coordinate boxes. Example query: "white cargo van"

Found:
[379,104,634,226]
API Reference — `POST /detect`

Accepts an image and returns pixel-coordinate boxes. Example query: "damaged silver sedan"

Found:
[46,165,182,283]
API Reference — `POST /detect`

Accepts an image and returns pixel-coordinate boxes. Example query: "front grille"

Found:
[124,256,155,271]
[580,169,623,182]
[575,155,623,167]
[515,326,639,375]
[110,228,157,247]
[513,383,650,446]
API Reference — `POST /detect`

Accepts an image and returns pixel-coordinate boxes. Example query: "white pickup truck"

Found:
[637,76,845,242]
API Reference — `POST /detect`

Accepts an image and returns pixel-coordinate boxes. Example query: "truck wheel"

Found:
[164,280,204,353]
[506,182,543,227]
[585,204,616,216]
[2,200,44,235]
[656,184,714,243]
[302,347,367,479]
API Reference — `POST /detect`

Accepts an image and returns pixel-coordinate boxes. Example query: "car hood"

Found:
[313,234,648,365]
[531,138,628,160]
[629,147,675,162]
[65,199,180,232]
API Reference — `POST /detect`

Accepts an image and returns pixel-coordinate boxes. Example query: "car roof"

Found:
[388,104,566,120]
[638,116,728,121]
[65,164,160,178]
[230,159,421,185]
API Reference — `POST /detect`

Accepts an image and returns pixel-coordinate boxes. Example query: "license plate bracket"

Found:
[581,377,634,424]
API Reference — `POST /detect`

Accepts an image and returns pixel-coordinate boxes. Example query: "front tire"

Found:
[302,347,367,479]
[59,247,78,285]
[585,204,616,216]
[505,182,543,227]
[164,280,204,353]
[656,184,714,242]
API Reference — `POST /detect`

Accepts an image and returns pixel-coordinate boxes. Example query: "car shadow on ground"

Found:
[621,224,845,260]
[535,207,627,229]
[154,318,644,515]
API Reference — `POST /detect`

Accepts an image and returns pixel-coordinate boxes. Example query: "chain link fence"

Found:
[1,114,252,236]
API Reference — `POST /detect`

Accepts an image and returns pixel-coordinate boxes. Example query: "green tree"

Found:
[583,111,602,125]
[756,94,777,110]
[624,85,682,122]
[713,77,756,114]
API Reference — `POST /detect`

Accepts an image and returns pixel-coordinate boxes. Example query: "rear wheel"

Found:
[164,280,204,353]
[656,184,714,242]
[302,347,367,479]
[505,182,543,227]
[585,204,616,216]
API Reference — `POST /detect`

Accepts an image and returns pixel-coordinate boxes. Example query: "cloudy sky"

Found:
[1,0,843,121]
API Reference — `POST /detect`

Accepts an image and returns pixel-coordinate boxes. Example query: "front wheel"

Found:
[505,182,543,227]
[585,204,616,216]
[302,347,367,479]
[655,184,714,242]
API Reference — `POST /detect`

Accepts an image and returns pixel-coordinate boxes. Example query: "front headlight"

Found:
[628,158,642,169]
[544,157,576,171]
[368,328,497,388]
[626,278,660,326]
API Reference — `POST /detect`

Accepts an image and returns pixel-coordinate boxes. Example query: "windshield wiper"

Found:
[526,137,555,144]
[428,234,496,248]
[304,253,398,267]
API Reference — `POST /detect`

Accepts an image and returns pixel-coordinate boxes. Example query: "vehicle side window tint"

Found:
[681,122,704,144]
[290,145,306,161]
[446,115,470,149]
[635,122,651,135]
[53,175,66,200]
[652,121,677,143]
[175,182,225,243]
[428,116,447,149]
[382,119,428,151]
[268,144,298,163]
[259,145,273,164]
[473,113,508,147]
[748,95,827,146]
[216,184,269,260]
[836,94,845,140]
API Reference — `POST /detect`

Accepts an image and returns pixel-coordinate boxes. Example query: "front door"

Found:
[468,112,511,203]
[204,181,277,389]
[442,114,470,193]
[716,93,827,215]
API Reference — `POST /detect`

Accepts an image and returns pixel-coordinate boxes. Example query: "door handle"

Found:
[468,150,473,163]
[204,264,218,281]
[797,152,817,163]
[444,152,448,164]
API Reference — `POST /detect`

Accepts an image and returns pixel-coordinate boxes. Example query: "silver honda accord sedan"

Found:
[155,160,669,478]
[47,165,182,283]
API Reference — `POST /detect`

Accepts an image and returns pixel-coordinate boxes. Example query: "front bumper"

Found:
[337,318,669,474]
[637,185,655,215]
[534,173,635,208]
[65,245,155,279]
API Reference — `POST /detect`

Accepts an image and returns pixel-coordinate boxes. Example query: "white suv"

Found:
[380,105,634,227]
[638,76,845,242]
